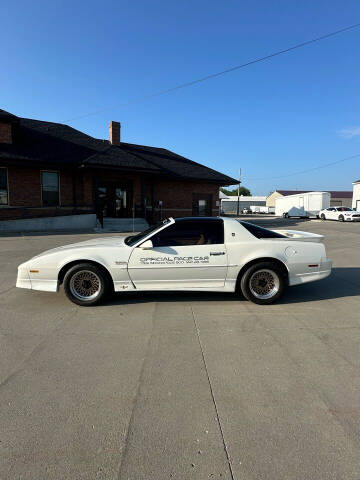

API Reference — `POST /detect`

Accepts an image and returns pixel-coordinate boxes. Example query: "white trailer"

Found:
[250,205,261,213]
[259,206,275,214]
[250,205,276,214]
[275,191,330,218]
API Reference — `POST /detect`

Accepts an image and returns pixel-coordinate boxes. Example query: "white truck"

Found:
[275,191,330,218]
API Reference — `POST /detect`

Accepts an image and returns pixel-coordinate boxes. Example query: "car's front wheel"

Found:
[240,262,286,305]
[63,263,110,306]
[338,215,344,222]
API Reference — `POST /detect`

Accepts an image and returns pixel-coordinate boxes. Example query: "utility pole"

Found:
[236,168,241,216]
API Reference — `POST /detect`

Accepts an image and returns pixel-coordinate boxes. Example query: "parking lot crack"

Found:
[117,302,157,480]
[190,306,236,480]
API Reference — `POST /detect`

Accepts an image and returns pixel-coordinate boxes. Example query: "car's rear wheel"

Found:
[63,263,110,306]
[339,215,344,222]
[240,262,286,305]
[321,214,326,220]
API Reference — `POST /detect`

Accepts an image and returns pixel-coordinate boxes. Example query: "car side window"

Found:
[151,220,224,247]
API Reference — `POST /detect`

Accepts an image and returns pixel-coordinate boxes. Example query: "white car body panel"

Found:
[16,217,332,297]
[128,243,228,289]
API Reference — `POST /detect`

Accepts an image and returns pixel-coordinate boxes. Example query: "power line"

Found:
[246,153,360,182]
[63,22,360,123]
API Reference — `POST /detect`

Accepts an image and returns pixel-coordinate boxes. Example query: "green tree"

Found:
[220,186,251,196]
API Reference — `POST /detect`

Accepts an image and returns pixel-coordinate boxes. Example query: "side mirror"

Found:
[139,239,153,250]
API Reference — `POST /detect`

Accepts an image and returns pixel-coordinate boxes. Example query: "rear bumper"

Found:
[289,258,332,286]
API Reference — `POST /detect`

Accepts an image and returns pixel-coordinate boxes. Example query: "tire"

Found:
[339,215,344,222]
[320,214,326,220]
[240,261,286,305]
[63,263,110,306]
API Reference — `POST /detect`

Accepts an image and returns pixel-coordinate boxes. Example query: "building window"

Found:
[198,199,207,216]
[0,167,8,205]
[41,171,59,206]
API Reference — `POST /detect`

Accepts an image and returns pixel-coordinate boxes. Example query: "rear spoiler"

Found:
[271,230,324,243]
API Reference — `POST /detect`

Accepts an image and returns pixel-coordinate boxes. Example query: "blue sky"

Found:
[2,0,360,194]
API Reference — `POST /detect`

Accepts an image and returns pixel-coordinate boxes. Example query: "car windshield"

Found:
[125,218,172,247]
[337,207,352,211]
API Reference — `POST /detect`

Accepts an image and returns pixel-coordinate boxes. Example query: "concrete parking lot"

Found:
[1,218,360,479]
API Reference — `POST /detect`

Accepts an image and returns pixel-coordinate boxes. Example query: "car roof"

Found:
[174,217,223,222]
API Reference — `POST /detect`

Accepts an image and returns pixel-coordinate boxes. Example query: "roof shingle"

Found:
[0,109,237,184]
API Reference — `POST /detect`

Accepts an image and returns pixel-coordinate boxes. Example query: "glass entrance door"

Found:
[115,188,128,217]
[96,184,132,218]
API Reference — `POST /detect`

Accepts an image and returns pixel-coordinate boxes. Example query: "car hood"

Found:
[32,236,128,259]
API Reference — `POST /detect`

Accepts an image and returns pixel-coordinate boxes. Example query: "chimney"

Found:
[109,121,121,145]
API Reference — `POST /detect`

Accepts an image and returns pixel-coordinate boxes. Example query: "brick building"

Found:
[0,109,236,224]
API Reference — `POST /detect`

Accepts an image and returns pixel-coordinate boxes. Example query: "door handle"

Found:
[210,251,226,256]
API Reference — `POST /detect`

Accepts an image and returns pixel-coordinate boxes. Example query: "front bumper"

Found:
[16,264,58,292]
[289,258,332,286]
[16,265,32,289]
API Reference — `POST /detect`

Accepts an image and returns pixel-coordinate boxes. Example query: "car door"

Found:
[127,219,228,289]
[326,208,336,219]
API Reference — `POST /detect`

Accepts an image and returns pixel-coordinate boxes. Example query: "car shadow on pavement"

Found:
[278,267,360,305]
[104,267,360,306]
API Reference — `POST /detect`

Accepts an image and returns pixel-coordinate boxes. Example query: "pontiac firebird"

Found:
[16,217,332,306]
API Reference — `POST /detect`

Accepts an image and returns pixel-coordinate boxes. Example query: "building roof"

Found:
[0,109,237,185]
[275,190,310,196]
[327,190,353,198]
[273,189,353,198]
[221,195,267,202]
[0,108,18,123]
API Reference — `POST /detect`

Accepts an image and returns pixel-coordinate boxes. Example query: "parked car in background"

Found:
[319,206,360,222]
[17,217,332,306]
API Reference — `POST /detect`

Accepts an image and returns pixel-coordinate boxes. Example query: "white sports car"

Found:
[319,206,360,222]
[16,217,332,306]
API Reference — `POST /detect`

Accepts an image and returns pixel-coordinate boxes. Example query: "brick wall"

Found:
[0,166,95,220]
[152,179,219,213]
[0,123,12,144]
[0,165,222,221]
[59,170,73,206]
[8,166,41,206]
